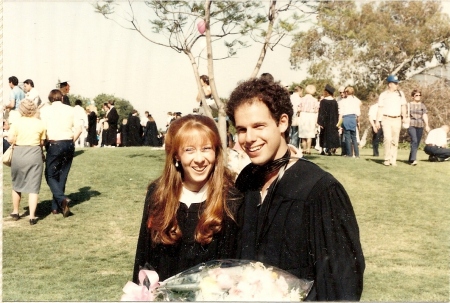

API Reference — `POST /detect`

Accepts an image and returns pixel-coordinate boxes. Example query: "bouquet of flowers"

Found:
[121,259,313,301]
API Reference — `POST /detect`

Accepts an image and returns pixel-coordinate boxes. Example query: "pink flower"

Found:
[121,270,160,301]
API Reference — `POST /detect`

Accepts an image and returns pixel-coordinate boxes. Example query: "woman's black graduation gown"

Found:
[236,159,365,301]
[86,111,98,146]
[317,97,340,149]
[144,121,159,147]
[133,183,243,283]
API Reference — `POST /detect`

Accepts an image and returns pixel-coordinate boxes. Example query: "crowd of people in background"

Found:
[3,73,449,226]
[4,72,449,302]
[2,77,184,225]
[278,73,449,165]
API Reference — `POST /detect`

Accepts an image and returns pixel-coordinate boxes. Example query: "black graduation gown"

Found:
[317,97,340,149]
[86,111,98,146]
[121,123,129,147]
[236,159,365,301]
[106,107,119,145]
[145,121,159,147]
[133,183,243,283]
[127,115,142,146]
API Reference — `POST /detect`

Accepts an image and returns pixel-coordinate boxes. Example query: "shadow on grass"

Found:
[366,158,387,166]
[127,153,164,159]
[33,186,101,219]
[74,150,85,157]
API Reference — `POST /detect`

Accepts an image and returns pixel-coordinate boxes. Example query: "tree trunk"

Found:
[250,0,277,79]
[185,51,214,120]
[205,0,228,157]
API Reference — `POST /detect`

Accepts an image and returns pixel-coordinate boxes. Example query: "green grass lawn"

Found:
[2,146,449,301]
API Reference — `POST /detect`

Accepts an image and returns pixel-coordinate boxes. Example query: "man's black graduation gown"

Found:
[237,159,365,301]
[133,183,243,283]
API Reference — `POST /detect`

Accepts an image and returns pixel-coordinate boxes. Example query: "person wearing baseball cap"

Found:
[375,75,407,166]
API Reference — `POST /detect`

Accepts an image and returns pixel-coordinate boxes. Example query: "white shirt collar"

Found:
[180,183,208,208]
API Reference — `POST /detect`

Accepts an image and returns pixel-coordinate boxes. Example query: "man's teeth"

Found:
[248,146,262,152]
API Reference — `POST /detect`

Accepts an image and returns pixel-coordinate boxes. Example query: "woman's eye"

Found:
[202,146,212,151]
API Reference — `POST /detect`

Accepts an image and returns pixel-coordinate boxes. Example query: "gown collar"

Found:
[180,184,208,208]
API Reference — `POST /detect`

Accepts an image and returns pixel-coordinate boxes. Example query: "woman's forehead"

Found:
[179,129,213,146]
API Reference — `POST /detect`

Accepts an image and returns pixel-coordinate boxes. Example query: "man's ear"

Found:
[278,113,289,134]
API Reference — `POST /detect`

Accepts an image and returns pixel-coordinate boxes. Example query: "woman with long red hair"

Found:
[132,114,243,282]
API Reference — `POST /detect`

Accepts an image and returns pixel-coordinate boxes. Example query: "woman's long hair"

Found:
[148,114,234,246]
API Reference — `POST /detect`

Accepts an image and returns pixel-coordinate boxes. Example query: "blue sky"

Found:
[4,1,310,128]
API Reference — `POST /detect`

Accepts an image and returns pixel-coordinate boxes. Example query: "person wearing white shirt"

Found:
[375,75,407,166]
[338,86,361,158]
[424,125,450,162]
[336,86,347,155]
[289,86,302,148]
[73,99,89,148]
[368,100,383,157]
[23,79,41,107]
[40,89,82,217]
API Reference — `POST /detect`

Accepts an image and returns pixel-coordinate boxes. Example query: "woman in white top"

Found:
[297,84,319,154]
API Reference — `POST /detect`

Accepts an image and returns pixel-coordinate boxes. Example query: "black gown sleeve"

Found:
[307,180,365,301]
[132,184,155,283]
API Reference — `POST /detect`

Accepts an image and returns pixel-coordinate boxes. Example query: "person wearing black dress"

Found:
[132,114,243,283]
[86,105,98,147]
[127,110,142,146]
[144,115,159,147]
[317,84,340,155]
[105,100,119,146]
[226,78,365,301]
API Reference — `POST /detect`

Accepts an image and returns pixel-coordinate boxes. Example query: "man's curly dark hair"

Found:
[226,78,293,140]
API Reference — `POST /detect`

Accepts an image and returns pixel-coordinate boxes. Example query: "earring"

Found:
[175,161,179,168]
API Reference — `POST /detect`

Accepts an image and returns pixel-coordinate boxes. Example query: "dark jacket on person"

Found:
[133,182,243,283]
[144,120,159,147]
[317,97,340,149]
[236,159,365,301]
[106,107,119,145]
[86,111,98,146]
[127,114,142,146]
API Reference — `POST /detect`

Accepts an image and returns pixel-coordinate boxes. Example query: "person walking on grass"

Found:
[376,75,407,166]
[7,100,46,225]
[407,89,430,166]
[40,89,82,217]
[339,86,362,158]
[368,99,383,157]
[226,78,365,301]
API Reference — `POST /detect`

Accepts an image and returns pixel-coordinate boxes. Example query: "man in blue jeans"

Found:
[40,89,82,217]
